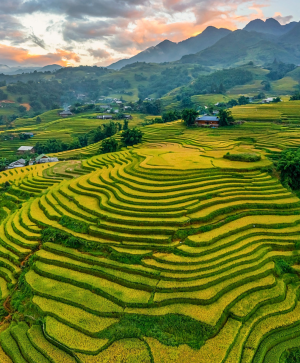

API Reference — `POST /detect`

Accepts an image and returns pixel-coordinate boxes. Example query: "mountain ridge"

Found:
[108,18,300,70]
[108,26,231,70]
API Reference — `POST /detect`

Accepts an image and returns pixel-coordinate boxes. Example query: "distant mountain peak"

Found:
[244,17,297,36]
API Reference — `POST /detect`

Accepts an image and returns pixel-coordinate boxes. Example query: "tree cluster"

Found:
[277,148,300,190]
[290,92,300,101]
[162,110,181,123]
[266,60,296,81]
[35,120,127,154]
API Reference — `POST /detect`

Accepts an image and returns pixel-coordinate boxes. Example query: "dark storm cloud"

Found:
[0,0,149,19]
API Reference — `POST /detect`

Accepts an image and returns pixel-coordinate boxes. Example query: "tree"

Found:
[182,109,198,127]
[100,138,118,154]
[17,97,23,103]
[218,109,234,127]
[277,149,300,190]
[238,96,249,105]
[36,116,42,124]
[123,119,129,130]
[272,97,281,103]
[18,105,27,114]
[121,128,143,146]
[261,80,271,91]
[181,96,192,108]
[290,92,300,101]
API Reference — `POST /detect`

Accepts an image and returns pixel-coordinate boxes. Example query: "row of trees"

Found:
[34,120,129,154]
[100,128,143,154]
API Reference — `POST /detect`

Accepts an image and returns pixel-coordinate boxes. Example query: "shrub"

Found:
[223,152,261,162]
[100,137,119,154]
[121,128,143,146]
[275,259,295,276]
[277,148,300,190]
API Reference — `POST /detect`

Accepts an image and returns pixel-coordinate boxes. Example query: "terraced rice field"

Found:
[1,121,300,362]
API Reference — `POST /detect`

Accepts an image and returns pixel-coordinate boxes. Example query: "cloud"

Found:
[0,43,80,66]
[273,12,293,25]
[0,15,27,44]
[88,48,111,59]
[62,19,128,42]
[1,0,149,20]
[28,32,47,49]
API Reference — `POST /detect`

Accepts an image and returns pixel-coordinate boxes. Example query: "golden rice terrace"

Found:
[1,120,300,362]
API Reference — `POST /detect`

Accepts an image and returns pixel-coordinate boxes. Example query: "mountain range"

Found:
[0,64,63,75]
[108,26,231,70]
[108,18,300,70]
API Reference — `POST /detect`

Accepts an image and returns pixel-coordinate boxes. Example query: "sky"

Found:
[0,0,299,68]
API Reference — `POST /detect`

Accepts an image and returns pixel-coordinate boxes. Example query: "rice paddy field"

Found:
[0,112,146,158]
[2,113,300,362]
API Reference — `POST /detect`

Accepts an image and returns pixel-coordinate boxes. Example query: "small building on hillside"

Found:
[195,116,220,128]
[35,154,49,163]
[7,159,26,169]
[124,115,133,119]
[23,132,34,137]
[59,110,73,117]
[36,157,59,164]
[18,146,35,154]
[102,115,113,120]
[262,97,279,104]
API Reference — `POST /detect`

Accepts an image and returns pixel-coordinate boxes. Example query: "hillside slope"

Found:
[1,120,300,362]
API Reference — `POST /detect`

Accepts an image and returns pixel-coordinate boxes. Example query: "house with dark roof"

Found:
[59,110,73,117]
[195,116,220,128]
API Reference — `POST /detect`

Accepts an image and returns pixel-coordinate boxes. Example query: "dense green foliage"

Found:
[162,110,181,123]
[121,128,143,146]
[266,60,296,81]
[99,314,214,349]
[290,92,300,101]
[35,121,120,153]
[100,137,119,154]
[182,109,198,127]
[190,68,253,96]
[277,148,300,190]
[7,80,63,111]
[218,109,234,126]
[224,152,261,162]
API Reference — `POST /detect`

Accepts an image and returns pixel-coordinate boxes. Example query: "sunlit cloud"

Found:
[0,43,81,66]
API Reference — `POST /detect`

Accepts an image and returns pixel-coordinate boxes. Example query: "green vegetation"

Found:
[182,109,198,126]
[218,109,234,126]
[2,78,300,362]
[224,152,261,162]
[277,148,300,190]
[121,128,143,146]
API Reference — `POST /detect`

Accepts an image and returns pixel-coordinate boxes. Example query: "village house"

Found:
[22,132,34,138]
[6,159,26,170]
[59,110,73,117]
[97,115,113,120]
[17,146,35,154]
[124,115,133,119]
[262,97,279,104]
[195,116,220,128]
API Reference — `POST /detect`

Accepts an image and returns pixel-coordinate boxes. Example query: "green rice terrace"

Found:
[2,118,300,362]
